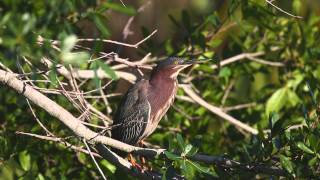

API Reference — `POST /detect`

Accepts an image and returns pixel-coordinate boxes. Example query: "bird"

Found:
[111,57,196,154]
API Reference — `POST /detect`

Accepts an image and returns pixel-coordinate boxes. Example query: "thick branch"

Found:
[0,69,158,155]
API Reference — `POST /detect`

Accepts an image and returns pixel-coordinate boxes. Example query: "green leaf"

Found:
[181,160,194,179]
[208,39,222,48]
[61,52,89,66]
[90,61,101,88]
[36,173,45,180]
[182,144,193,156]
[218,67,231,79]
[266,88,288,114]
[187,160,218,177]
[19,151,31,171]
[287,90,301,107]
[297,142,314,154]
[279,155,294,174]
[102,2,136,15]
[164,151,181,161]
[93,14,111,37]
[176,134,185,151]
[48,68,58,86]
[101,159,117,174]
[308,156,318,166]
[96,60,118,80]
[186,146,198,157]
[271,114,286,137]
[62,35,77,52]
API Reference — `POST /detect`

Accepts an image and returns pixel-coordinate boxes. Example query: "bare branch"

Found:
[211,49,283,70]
[16,131,101,158]
[180,84,258,135]
[42,57,137,83]
[26,99,54,136]
[83,139,107,180]
[247,56,284,67]
[222,103,257,112]
[221,80,235,106]
[266,0,302,19]
[122,1,152,39]
[77,29,158,48]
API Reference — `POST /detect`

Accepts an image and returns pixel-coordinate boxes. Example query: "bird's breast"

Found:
[141,80,177,139]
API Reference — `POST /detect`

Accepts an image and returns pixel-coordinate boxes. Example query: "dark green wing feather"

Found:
[111,80,150,145]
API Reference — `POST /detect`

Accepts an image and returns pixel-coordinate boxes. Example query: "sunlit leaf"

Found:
[164,151,181,161]
[36,173,45,180]
[266,88,288,114]
[19,151,31,171]
[102,2,136,15]
[176,134,185,151]
[101,159,117,173]
[279,155,294,174]
[61,52,89,66]
[287,90,301,106]
[308,156,318,166]
[96,60,118,80]
[182,144,193,156]
[181,160,194,179]
[297,142,314,154]
[187,160,218,177]
[93,14,111,37]
[186,146,198,157]
[62,35,77,52]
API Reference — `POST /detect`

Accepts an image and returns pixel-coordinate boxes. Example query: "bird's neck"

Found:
[149,70,177,87]
[148,69,177,106]
[146,70,177,136]
[148,69,177,108]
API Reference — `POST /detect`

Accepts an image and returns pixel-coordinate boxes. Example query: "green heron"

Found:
[111,57,196,152]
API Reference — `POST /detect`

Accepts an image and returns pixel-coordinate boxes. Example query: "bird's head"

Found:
[151,57,196,79]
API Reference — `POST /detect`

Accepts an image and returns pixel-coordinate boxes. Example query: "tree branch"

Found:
[180,84,258,135]
[0,69,287,177]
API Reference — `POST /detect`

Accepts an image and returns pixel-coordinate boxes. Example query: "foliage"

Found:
[1,0,320,179]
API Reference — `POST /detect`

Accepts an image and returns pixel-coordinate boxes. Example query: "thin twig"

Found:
[0,62,13,73]
[247,56,284,67]
[83,139,107,180]
[26,99,54,136]
[122,1,151,39]
[211,48,282,70]
[221,80,235,106]
[222,103,257,112]
[180,84,258,135]
[119,0,126,7]
[77,29,158,48]
[16,131,101,157]
[266,0,302,19]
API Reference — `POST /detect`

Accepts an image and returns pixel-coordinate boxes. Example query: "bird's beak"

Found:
[181,58,211,66]
[182,59,197,65]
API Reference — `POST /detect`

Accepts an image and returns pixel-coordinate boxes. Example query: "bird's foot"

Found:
[129,154,144,172]
[140,156,152,171]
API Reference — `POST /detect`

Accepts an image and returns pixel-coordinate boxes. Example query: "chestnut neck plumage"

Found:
[148,68,178,114]
[142,68,178,138]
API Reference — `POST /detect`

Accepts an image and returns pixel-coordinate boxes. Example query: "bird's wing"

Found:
[111,80,150,145]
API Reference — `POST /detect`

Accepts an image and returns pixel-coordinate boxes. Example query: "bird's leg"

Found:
[128,153,143,172]
[138,141,151,171]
